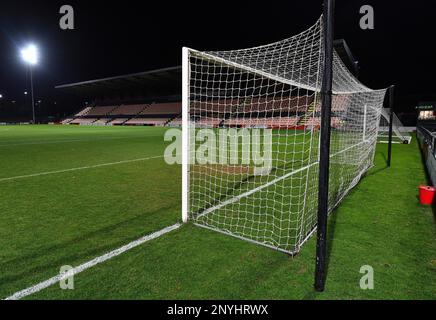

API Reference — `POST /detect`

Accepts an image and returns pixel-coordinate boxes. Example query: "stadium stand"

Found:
[168,116,182,126]
[302,116,345,129]
[241,96,313,113]
[109,104,148,115]
[93,118,113,125]
[224,117,300,128]
[70,118,97,125]
[195,118,223,128]
[125,118,170,126]
[110,118,129,125]
[61,118,74,124]
[86,106,119,117]
[56,67,321,130]
[139,102,181,115]
[75,106,93,117]
[304,117,321,128]
[191,99,241,115]
[63,102,182,127]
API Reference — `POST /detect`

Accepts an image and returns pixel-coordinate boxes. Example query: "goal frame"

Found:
[181,0,387,292]
[182,47,190,223]
[181,0,335,292]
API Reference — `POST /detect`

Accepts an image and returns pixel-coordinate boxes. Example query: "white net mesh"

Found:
[185,16,387,254]
[378,108,412,144]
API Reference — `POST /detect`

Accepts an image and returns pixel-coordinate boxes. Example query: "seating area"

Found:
[190,96,313,116]
[86,106,118,117]
[110,104,148,115]
[241,96,314,113]
[125,118,170,126]
[167,116,182,126]
[63,102,181,126]
[61,118,74,124]
[62,99,340,130]
[304,117,321,128]
[191,100,240,115]
[75,107,92,117]
[195,118,223,128]
[223,117,300,128]
[314,95,350,113]
[110,118,128,125]
[139,102,182,115]
[70,118,97,125]
[93,118,112,125]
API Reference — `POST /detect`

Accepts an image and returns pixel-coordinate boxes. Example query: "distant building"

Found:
[416,102,436,121]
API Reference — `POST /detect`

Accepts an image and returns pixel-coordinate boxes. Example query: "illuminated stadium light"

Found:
[20,43,39,123]
[20,44,38,65]
[0,94,3,98]
[24,91,28,95]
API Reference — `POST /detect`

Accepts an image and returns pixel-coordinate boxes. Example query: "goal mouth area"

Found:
[183,12,388,257]
[191,147,373,256]
[193,221,301,255]
[189,137,373,254]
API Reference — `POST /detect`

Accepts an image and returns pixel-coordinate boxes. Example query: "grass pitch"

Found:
[0,125,435,299]
[0,125,181,298]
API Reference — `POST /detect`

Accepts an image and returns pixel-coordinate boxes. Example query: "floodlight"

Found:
[21,44,38,65]
[20,43,39,123]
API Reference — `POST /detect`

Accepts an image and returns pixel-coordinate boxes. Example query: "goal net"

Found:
[378,108,412,144]
[183,16,387,254]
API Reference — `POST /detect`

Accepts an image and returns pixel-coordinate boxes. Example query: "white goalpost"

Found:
[182,14,387,255]
[378,108,412,144]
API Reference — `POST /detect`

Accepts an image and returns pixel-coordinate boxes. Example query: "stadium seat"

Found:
[124,118,170,126]
[139,102,182,115]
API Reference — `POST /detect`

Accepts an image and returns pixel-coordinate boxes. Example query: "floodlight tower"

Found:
[20,44,38,124]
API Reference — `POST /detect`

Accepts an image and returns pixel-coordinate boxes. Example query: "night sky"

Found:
[1,0,435,121]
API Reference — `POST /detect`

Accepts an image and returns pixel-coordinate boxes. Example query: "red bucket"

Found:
[419,186,436,205]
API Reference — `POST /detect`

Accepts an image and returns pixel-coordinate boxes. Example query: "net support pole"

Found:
[363,104,367,142]
[315,0,335,292]
[387,85,395,167]
[182,47,190,223]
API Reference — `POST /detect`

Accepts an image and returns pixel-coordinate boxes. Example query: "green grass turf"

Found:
[0,125,181,298]
[0,125,435,299]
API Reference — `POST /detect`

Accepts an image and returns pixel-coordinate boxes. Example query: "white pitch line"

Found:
[0,155,165,182]
[4,223,182,300]
[0,135,158,147]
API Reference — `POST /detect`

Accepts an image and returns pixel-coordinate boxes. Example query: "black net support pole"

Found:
[387,85,395,167]
[314,0,335,292]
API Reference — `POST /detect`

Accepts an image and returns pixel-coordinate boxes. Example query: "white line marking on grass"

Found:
[0,135,161,147]
[0,155,165,182]
[4,223,181,300]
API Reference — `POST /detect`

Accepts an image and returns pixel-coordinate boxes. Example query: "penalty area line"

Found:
[4,223,182,300]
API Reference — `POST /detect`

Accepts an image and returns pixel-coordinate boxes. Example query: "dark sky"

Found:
[1,0,436,116]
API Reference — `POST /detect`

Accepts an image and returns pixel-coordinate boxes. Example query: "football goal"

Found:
[182,2,387,272]
[378,108,412,144]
